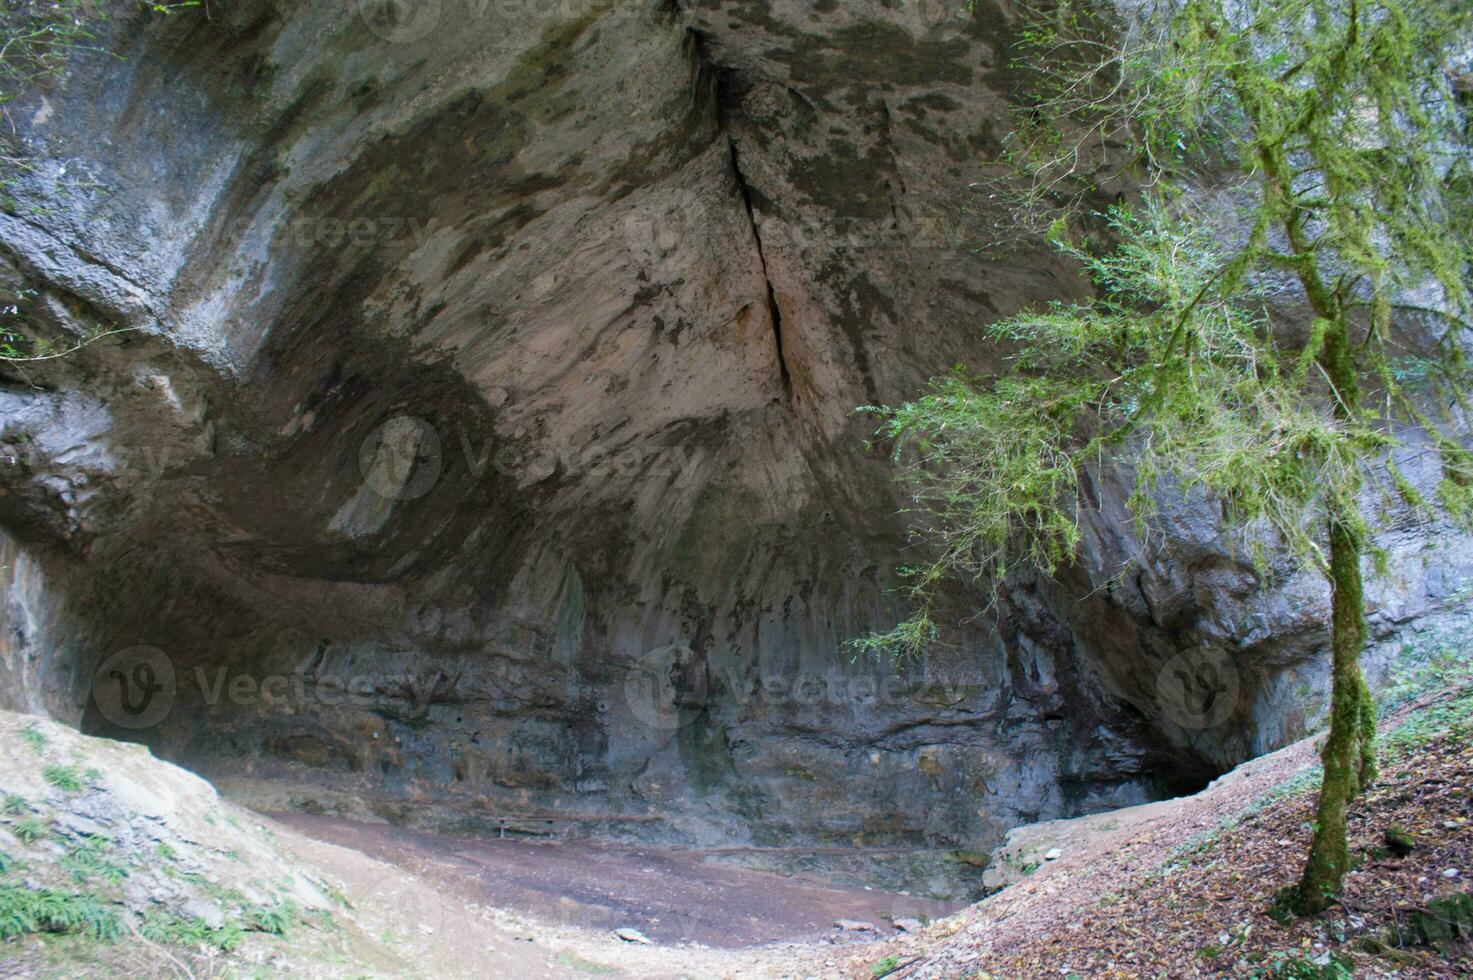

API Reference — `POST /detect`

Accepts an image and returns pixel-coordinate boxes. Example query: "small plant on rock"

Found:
[17,724,46,754]
[12,816,47,844]
[41,764,84,793]
[0,884,120,940]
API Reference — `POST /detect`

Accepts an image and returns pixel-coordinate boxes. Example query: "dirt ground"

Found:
[270,812,951,950]
[9,685,1468,979]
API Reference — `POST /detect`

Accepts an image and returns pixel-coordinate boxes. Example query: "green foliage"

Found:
[0,0,107,109]
[870,955,901,978]
[1255,952,1354,979]
[1375,610,1473,712]
[17,723,47,754]
[1386,891,1473,950]
[0,883,120,941]
[1379,676,1473,759]
[1382,824,1414,856]
[12,815,47,844]
[0,0,200,109]
[866,0,1473,646]
[138,908,245,951]
[866,197,1398,655]
[2,794,27,815]
[0,1,196,364]
[60,836,127,884]
[869,0,1472,916]
[0,284,135,368]
[135,894,298,950]
[856,367,1095,656]
[246,899,295,936]
[41,763,84,793]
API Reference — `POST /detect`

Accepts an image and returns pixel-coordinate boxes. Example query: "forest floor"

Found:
[832,678,1473,979]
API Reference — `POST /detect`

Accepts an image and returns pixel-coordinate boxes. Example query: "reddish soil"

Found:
[269,812,958,949]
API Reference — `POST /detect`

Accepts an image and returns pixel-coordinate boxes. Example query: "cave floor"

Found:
[268,811,951,949]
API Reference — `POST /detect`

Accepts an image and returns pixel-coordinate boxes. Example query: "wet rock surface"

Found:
[0,0,1468,899]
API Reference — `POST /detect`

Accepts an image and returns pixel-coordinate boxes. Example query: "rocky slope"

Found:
[0,0,1469,898]
[834,660,1473,978]
[0,709,900,979]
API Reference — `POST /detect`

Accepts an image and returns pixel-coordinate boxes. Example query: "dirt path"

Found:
[270,812,956,949]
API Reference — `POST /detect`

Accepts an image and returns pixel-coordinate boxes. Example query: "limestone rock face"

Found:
[0,0,1468,896]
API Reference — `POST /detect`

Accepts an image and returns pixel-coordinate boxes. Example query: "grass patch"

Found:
[871,954,901,977]
[1379,682,1473,761]
[13,815,48,844]
[0,884,120,940]
[246,899,295,936]
[2,794,26,815]
[41,764,84,793]
[1375,613,1473,714]
[138,909,245,951]
[18,724,47,754]
[59,837,127,885]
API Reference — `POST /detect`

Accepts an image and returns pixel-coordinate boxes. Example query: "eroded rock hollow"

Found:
[1,0,1468,898]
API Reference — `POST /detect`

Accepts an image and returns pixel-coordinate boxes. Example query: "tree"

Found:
[864,0,1472,914]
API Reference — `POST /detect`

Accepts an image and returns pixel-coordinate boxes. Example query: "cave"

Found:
[2,0,1469,910]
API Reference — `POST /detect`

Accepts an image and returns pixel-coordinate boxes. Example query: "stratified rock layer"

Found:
[1,0,1468,896]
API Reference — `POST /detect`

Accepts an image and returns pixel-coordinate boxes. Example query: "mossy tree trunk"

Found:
[1293,509,1370,912]
[1291,311,1376,914]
